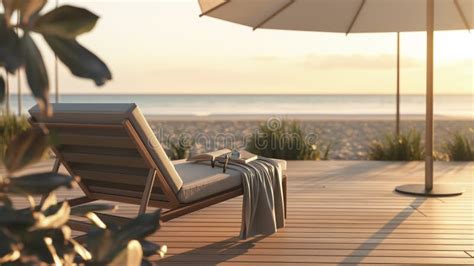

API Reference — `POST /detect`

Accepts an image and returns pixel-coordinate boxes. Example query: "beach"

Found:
[147,115,473,160]
[7,94,473,160]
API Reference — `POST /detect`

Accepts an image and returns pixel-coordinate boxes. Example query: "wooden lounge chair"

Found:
[29,104,287,231]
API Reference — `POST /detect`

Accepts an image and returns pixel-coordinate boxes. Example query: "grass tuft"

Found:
[247,119,330,160]
[0,115,30,159]
[444,133,473,161]
[166,134,194,160]
[369,129,424,161]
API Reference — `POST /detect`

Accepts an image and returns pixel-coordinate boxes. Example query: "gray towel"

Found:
[224,157,285,239]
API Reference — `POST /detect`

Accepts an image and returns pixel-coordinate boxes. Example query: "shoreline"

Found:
[145,114,473,122]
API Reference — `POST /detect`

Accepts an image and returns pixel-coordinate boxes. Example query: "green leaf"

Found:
[40,193,57,211]
[108,240,143,266]
[43,237,62,265]
[70,238,92,261]
[0,75,5,103]
[0,194,13,208]
[85,212,107,229]
[34,202,70,229]
[140,240,167,258]
[19,0,47,25]
[70,204,117,216]
[18,226,75,263]
[33,5,99,39]
[86,229,116,263]
[2,0,46,25]
[0,231,20,263]
[0,206,36,229]
[86,209,162,264]
[0,14,23,73]
[21,33,50,116]
[44,35,111,86]
[114,209,161,243]
[1,0,21,24]
[141,259,153,266]
[8,172,75,195]
[3,126,49,173]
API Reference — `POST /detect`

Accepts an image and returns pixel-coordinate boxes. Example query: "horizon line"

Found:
[7,92,474,96]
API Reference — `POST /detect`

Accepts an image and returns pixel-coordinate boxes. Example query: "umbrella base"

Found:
[395,184,463,197]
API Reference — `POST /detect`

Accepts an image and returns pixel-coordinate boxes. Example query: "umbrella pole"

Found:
[16,13,22,116]
[55,0,60,103]
[425,0,434,192]
[396,32,400,137]
[5,70,10,116]
[395,0,463,197]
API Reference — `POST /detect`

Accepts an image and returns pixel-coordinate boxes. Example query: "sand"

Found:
[146,115,473,160]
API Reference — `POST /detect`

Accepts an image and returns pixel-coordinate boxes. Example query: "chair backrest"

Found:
[29,103,182,207]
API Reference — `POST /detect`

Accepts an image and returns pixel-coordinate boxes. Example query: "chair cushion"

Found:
[174,160,242,203]
[174,158,286,203]
[29,103,183,193]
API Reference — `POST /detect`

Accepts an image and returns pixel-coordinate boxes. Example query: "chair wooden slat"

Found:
[62,152,147,168]
[71,163,150,177]
[50,126,128,137]
[76,170,147,186]
[88,185,168,202]
[57,134,135,148]
[88,192,177,209]
[60,145,140,157]
[82,178,162,194]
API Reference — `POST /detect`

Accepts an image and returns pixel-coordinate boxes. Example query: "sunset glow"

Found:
[4,0,473,95]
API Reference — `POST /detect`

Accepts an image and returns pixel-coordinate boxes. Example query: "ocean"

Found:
[4,94,473,117]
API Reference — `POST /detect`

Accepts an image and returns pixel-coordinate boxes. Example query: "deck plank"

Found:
[5,160,474,265]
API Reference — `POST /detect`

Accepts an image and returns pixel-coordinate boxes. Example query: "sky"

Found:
[4,0,474,95]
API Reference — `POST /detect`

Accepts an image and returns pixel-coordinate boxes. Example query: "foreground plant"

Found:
[0,125,166,264]
[1,1,165,264]
[1,0,112,115]
[444,133,473,161]
[369,129,424,161]
[247,119,330,160]
[0,169,166,264]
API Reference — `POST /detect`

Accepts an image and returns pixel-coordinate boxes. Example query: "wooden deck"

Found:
[7,160,474,265]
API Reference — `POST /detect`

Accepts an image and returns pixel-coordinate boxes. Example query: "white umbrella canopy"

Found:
[198,0,473,32]
[198,0,474,196]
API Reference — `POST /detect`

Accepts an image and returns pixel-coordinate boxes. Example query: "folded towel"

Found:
[225,157,285,239]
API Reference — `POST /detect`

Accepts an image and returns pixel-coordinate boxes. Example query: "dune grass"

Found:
[369,129,424,161]
[0,115,30,159]
[166,134,194,160]
[444,133,473,161]
[247,119,330,160]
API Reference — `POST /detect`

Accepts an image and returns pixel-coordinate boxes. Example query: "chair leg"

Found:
[139,169,156,215]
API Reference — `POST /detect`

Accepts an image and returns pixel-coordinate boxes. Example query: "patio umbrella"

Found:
[198,0,473,196]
